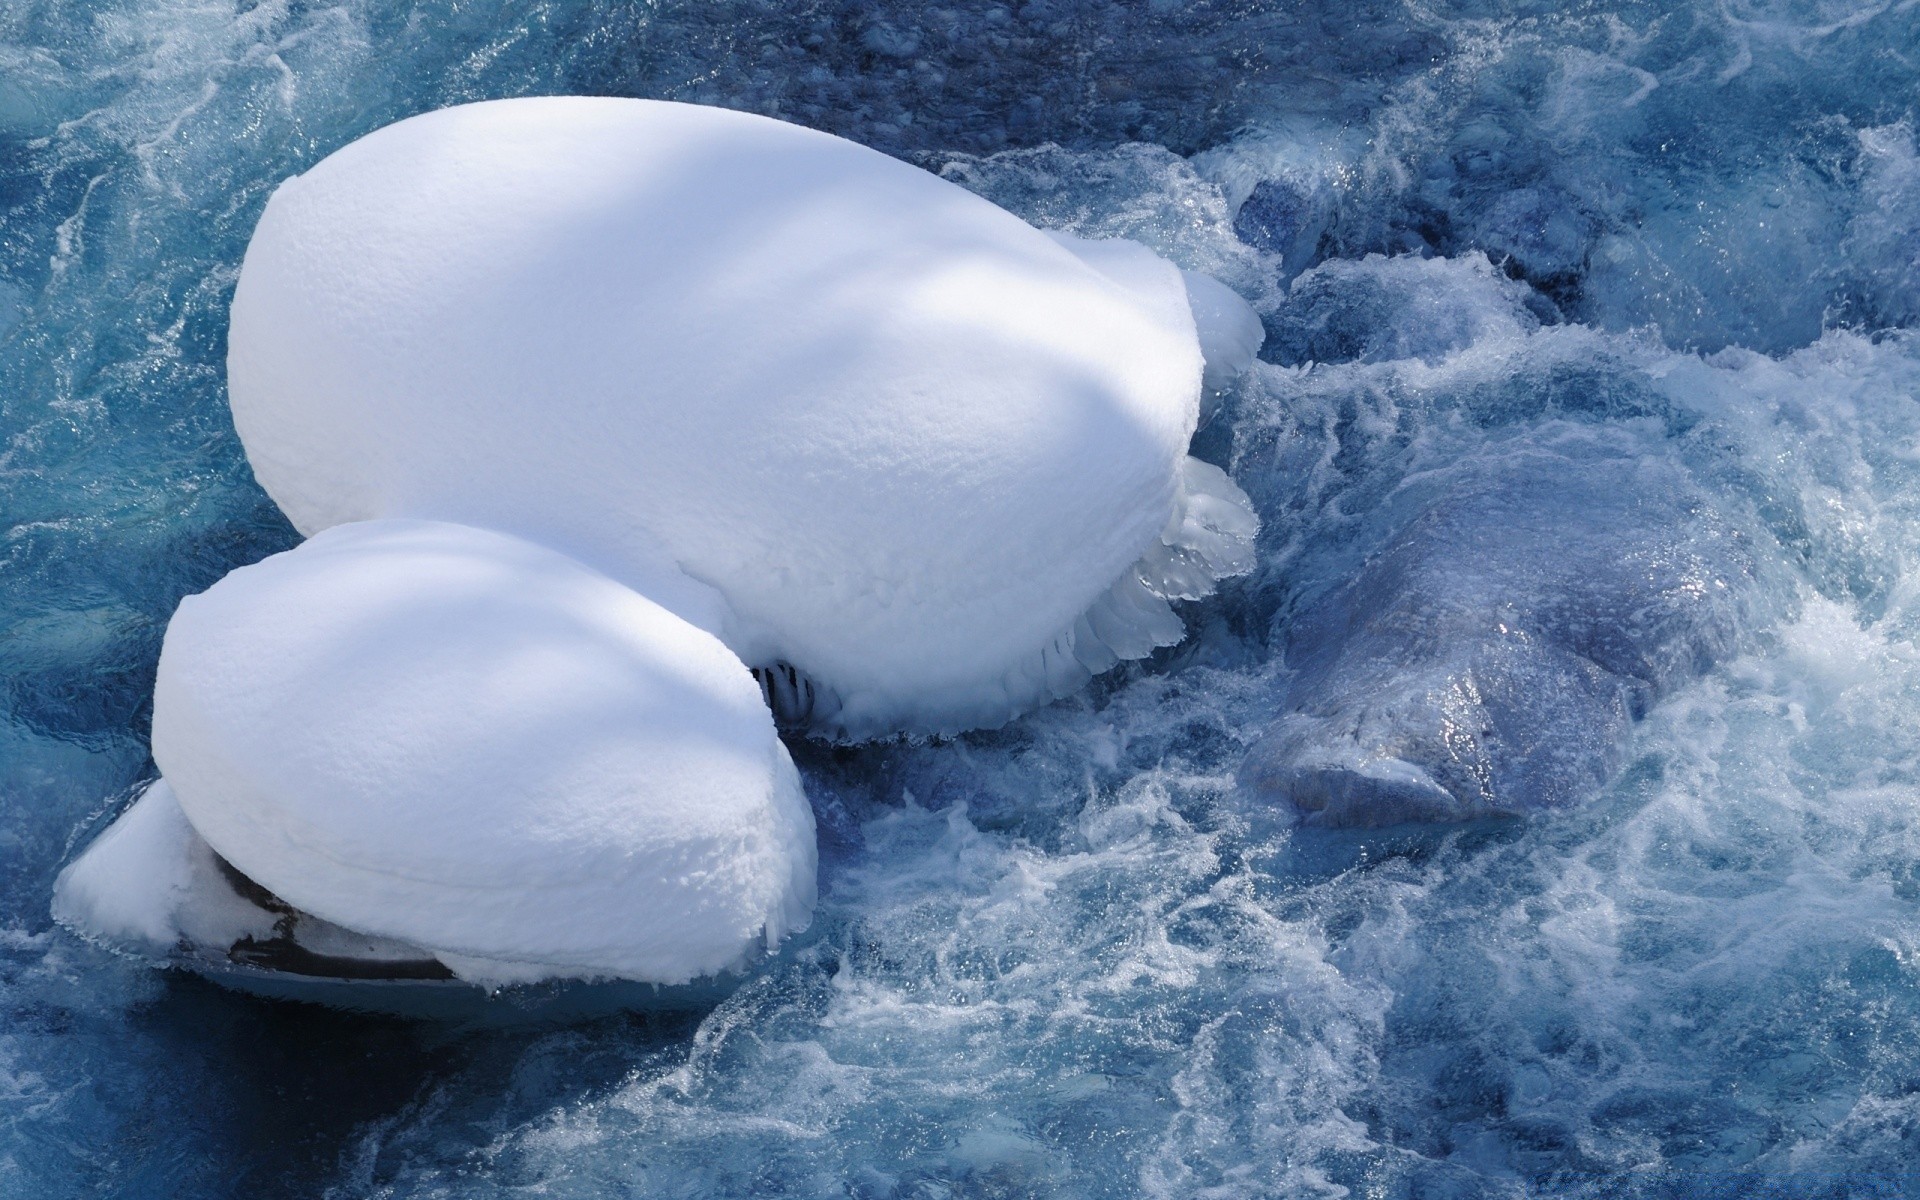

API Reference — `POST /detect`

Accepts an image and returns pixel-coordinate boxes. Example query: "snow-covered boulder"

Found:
[137,519,815,987]
[228,96,1257,739]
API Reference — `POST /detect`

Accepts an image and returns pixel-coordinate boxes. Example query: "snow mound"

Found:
[53,779,277,955]
[228,96,1253,739]
[148,520,816,986]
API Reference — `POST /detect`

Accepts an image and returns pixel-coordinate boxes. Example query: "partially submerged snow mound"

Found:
[54,780,276,956]
[148,520,816,986]
[229,96,1256,738]
[54,778,458,981]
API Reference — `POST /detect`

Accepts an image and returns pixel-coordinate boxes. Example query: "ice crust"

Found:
[227,96,1251,740]
[148,520,816,986]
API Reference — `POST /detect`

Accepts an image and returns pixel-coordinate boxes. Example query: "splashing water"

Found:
[5,1,1920,1195]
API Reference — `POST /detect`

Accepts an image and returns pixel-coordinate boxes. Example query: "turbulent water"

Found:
[5,1,1920,1195]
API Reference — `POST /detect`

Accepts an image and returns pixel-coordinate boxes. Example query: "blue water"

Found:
[5,1,1920,1195]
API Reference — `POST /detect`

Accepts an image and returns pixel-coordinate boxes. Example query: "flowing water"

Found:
[4,1,1920,1195]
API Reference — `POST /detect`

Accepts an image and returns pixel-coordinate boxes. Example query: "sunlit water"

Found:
[5,2,1920,1196]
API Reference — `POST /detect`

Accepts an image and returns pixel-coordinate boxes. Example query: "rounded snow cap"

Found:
[229,96,1256,739]
[151,519,816,987]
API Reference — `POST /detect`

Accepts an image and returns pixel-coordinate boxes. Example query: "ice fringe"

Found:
[758,455,1258,740]
[53,781,760,1016]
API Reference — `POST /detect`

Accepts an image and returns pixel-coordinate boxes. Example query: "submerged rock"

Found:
[1241,441,1762,827]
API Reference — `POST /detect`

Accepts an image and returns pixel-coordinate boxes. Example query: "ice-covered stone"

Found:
[1266,252,1539,368]
[1240,444,1760,827]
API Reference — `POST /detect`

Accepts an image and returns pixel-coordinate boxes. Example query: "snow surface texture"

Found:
[148,520,816,987]
[227,96,1256,740]
[10,0,1920,1196]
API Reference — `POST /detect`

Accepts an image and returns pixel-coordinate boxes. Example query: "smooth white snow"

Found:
[228,96,1251,738]
[149,519,816,986]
